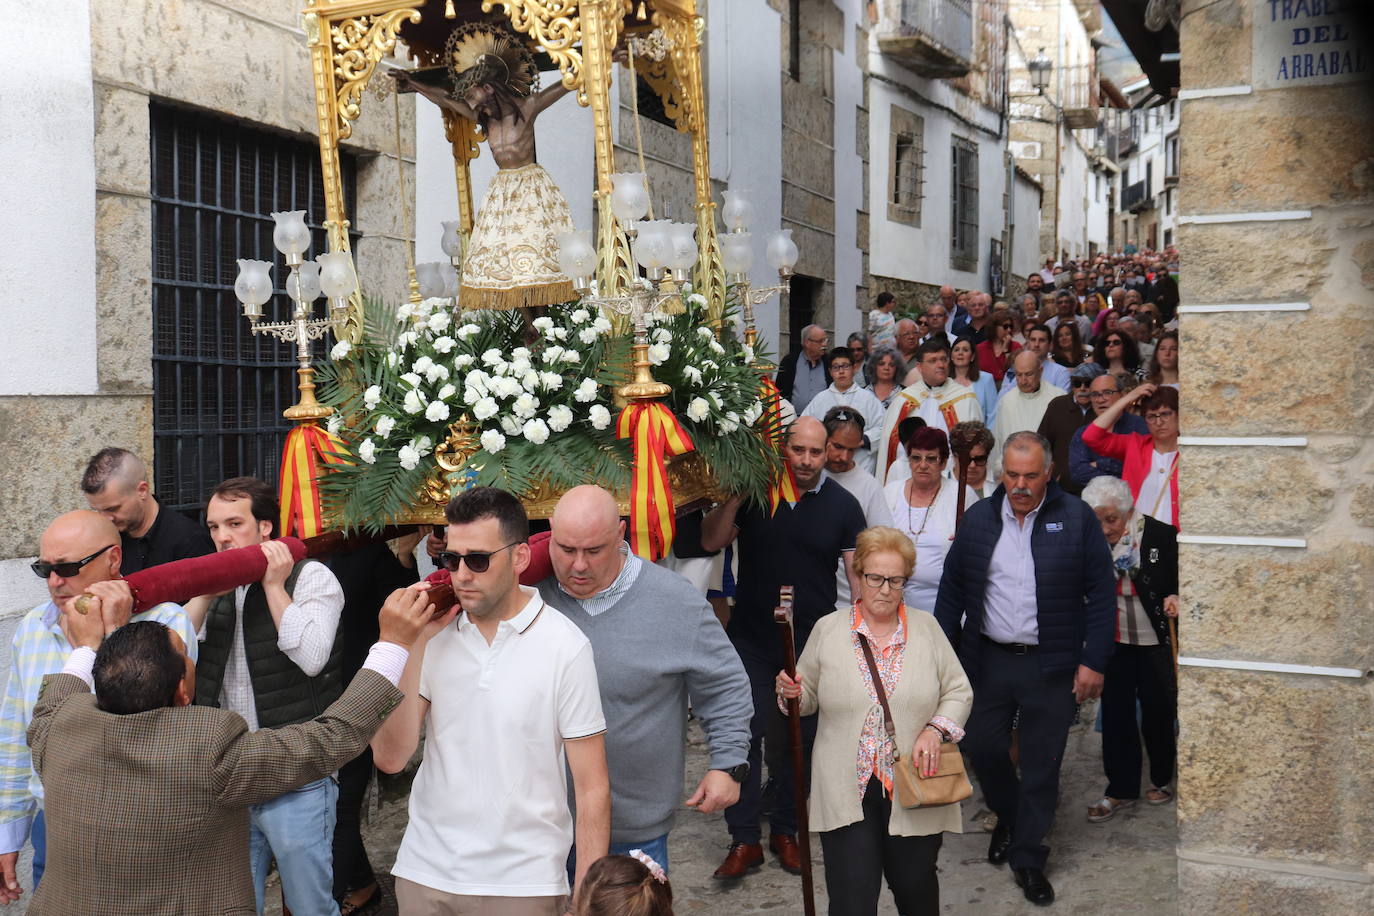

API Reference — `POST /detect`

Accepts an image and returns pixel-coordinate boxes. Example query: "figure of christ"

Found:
[391,28,576,313]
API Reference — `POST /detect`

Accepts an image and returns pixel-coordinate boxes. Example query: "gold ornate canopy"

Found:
[301,0,726,332]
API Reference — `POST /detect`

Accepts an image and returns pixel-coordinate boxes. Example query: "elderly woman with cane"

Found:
[776,526,972,915]
[1080,476,1180,822]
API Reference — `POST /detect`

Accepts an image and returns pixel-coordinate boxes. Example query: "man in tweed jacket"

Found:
[24,577,437,916]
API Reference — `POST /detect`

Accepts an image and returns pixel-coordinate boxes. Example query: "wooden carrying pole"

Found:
[773,585,816,916]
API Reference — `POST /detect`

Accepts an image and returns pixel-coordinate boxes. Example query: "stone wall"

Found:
[1175,0,1374,910]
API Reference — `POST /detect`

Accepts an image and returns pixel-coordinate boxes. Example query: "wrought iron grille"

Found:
[150,103,357,514]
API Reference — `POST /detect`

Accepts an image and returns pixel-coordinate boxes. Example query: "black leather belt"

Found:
[982,635,1038,655]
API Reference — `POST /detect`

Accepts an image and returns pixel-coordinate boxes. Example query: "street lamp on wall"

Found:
[1028,48,1053,95]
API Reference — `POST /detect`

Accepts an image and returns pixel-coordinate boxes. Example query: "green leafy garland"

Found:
[315,289,781,531]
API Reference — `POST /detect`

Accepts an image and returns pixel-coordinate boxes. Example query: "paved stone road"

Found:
[265,696,1178,915]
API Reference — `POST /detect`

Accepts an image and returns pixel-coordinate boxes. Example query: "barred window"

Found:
[887,106,924,226]
[950,136,979,272]
[150,104,357,514]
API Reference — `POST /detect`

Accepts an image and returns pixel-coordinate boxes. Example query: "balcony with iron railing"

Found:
[877,0,974,79]
[1122,179,1153,213]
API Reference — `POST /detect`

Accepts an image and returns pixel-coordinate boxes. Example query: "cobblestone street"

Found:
[267,698,1178,915]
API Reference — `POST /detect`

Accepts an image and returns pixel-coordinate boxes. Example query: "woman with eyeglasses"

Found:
[1147,330,1178,389]
[949,337,999,428]
[1083,383,1180,528]
[882,427,973,615]
[974,308,1020,386]
[863,346,908,410]
[1051,321,1090,369]
[950,421,996,502]
[775,525,971,916]
[1092,330,1146,381]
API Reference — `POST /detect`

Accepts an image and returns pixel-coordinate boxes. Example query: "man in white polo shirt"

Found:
[371,487,610,914]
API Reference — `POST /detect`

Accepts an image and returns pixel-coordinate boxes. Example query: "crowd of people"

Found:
[3,246,1181,916]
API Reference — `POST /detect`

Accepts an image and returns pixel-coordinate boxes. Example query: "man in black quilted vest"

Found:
[934,431,1115,907]
[196,476,345,916]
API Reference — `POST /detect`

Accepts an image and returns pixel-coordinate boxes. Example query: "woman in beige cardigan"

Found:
[777,526,973,915]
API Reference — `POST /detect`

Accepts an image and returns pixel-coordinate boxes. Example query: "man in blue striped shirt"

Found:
[0,511,196,904]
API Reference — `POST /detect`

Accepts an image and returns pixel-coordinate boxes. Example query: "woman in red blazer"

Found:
[1081,384,1180,529]
[975,308,1020,384]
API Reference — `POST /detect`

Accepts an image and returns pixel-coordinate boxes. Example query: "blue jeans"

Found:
[249,776,339,916]
[31,809,45,889]
[568,832,670,884]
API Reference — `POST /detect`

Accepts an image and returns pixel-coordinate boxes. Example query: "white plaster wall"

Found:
[706,0,783,353]
[830,0,865,342]
[868,79,1007,290]
[0,0,98,396]
[414,89,596,268]
[1011,173,1043,277]
[1058,135,1089,258]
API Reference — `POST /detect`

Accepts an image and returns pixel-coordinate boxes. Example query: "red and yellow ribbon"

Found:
[278,423,346,538]
[616,402,695,560]
[756,376,797,515]
[767,456,800,515]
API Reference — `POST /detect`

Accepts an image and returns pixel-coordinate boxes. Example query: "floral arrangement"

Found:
[316,290,780,531]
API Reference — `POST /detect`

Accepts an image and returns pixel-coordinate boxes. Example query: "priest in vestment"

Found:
[876,338,983,485]
[991,350,1066,474]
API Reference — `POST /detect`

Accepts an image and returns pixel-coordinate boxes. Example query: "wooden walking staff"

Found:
[948,423,979,530]
[773,585,817,916]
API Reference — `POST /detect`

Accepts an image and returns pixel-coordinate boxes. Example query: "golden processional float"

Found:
[234,0,802,559]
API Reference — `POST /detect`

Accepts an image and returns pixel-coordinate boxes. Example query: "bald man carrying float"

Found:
[0,511,198,903]
[537,486,752,875]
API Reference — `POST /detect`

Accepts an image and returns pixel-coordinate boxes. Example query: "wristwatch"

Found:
[724,763,750,783]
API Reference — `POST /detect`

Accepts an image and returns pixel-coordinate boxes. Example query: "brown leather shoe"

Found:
[769,833,803,875]
[712,842,764,880]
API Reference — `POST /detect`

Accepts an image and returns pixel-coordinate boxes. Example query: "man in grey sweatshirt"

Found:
[539,486,753,872]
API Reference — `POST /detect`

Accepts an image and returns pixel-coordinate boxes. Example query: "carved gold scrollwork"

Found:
[331,9,422,140]
[418,416,482,512]
[481,0,585,95]
[637,56,689,132]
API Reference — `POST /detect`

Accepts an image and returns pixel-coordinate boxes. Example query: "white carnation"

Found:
[578,327,599,345]
[482,348,505,366]
[547,404,574,432]
[462,386,482,406]
[375,415,396,439]
[708,338,726,355]
[480,429,507,454]
[647,342,671,365]
[513,393,540,419]
[397,330,418,348]
[413,435,433,456]
[709,391,723,409]
[687,293,707,307]
[553,326,568,340]
[721,419,739,433]
[453,353,475,368]
[358,438,377,464]
[686,397,710,422]
[402,388,425,415]
[522,418,550,445]
[363,385,382,409]
[543,345,565,365]
[436,383,455,401]
[495,376,524,398]
[574,378,599,402]
[385,351,400,369]
[540,371,564,391]
[432,336,456,354]
[500,414,523,436]
[653,327,673,344]
[456,323,481,341]
[395,302,415,323]
[683,365,703,385]
[330,339,352,361]
[397,444,420,470]
[561,349,581,364]
[522,370,540,390]
[326,414,342,436]
[512,347,531,361]
[570,308,591,324]
[400,372,423,389]
[509,357,531,377]
[697,326,714,339]
[743,344,756,364]
[425,364,449,384]
[425,401,450,422]
[473,397,499,420]
[412,356,434,375]
[427,311,450,333]
[532,316,554,333]
[592,316,612,334]
[589,404,612,430]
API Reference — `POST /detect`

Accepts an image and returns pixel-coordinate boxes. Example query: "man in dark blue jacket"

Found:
[934,430,1115,906]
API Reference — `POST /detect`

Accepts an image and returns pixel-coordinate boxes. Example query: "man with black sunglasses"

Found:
[0,511,197,904]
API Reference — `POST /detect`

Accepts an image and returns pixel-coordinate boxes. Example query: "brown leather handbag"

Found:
[858,634,973,809]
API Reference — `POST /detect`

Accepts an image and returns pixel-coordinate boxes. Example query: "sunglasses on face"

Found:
[31,544,115,579]
[438,541,521,573]
[966,453,990,465]
[1071,378,1091,388]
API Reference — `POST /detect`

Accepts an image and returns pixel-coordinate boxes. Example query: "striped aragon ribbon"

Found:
[278,423,347,538]
[615,402,695,560]
[757,377,799,514]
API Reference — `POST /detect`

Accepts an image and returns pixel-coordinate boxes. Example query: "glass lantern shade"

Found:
[721,190,754,233]
[610,172,651,225]
[764,229,800,274]
[317,251,355,301]
[666,222,698,271]
[556,229,597,281]
[440,221,463,259]
[270,210,311,260]
[291,261,322,302]
[720,232,754,276]
[234,259,273,317]
[416,262,449,300]
[633,220,672,271]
